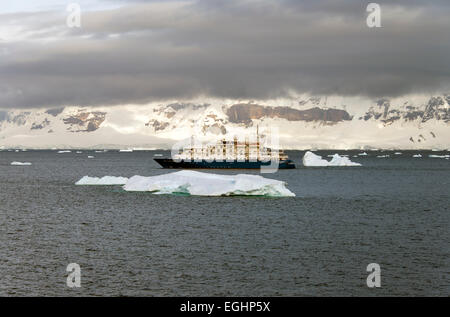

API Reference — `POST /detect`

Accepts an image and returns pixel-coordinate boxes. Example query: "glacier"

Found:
[75,171,295,197]
[302,151,361,167]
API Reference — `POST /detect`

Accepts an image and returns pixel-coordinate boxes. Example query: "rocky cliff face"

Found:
[360,96,450,126]
[62,110,106,132]
[227,103,352,125]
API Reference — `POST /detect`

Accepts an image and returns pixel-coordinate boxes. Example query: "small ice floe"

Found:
[75,171,295,197]
[302,151,361,167]
[358,152,368,156]
[376,155,390,158]
[76,176,128,185]
[412,154,422,158]
[76,151,83,154]
[11,161,32,166]
[429,154,450,158]
[153,153,163,157]
[87,156,95,159]
[57,150,71,153]
[119,149,133,152]
[394,152,402,155]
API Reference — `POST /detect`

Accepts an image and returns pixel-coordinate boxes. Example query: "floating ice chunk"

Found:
[394,152,402,155]
[377,155,390,158]
[11,161,32,166]
[57,150,71,153]
[119,149,133,152]
[87,156,95,158]
[302,151,329,166]
[412,154,422,158]
[328,154,362,166]
[76,151,83,154]
[123,171,295,197]
[302,151,361,167]
[153,153,163,157]
[76,176,128,185]
[358,152,368,156]
[429,154,450,158]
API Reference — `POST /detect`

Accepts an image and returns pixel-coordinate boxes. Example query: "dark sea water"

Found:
[0,149,448,296]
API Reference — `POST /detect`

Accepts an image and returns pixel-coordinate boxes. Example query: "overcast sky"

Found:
[1,0,449,109]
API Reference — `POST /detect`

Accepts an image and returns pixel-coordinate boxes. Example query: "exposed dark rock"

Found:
[0,111,7,122]
[6,112,30,126]
[63,111,106,132]
[422,96,449,122]
[361,96,449,124]
[226,104,352,125]
[167,103,209,111]
[45,107,64,117]
[31,118,50,130]
[146,120,170,131]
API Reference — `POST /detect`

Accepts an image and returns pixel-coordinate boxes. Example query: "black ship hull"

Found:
[154,158,296,169]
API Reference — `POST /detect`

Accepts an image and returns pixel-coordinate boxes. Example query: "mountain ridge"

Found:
[1,94,449,150]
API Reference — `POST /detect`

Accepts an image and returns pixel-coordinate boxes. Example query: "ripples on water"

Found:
[0,150,448,296]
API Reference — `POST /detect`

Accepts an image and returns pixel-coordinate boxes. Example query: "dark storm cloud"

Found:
[1,0,450,108]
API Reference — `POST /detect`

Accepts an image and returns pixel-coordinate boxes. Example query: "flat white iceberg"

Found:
[412,154,422,158]
[123,171,295,197]
[377,155,390,158]
[302,151,361,167]
[76,176,128,185]
[429,154,450,158]
[119,149,133,152]
[57,150,71,153]
[358,152,368,156]
[11,161,32,166]
[75,171,295,197]
[394,152,402,155]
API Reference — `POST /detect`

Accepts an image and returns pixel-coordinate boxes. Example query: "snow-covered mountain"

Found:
[0,94,449,150]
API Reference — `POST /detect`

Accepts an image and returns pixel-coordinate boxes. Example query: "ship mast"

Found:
[256,124,260,161]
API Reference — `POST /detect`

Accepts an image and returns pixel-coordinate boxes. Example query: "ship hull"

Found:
[154,158,296,169]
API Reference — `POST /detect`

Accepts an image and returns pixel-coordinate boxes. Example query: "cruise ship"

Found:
[154,129,295,169]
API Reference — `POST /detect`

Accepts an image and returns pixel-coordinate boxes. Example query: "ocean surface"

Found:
[0,149,448,296]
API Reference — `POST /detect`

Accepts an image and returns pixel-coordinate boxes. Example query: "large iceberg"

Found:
[302,151,361,167]
[125,171,295,196]
[75,171,295,197]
